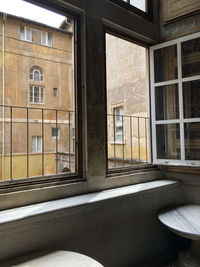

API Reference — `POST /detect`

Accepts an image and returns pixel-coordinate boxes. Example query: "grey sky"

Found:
[0,0,66,27]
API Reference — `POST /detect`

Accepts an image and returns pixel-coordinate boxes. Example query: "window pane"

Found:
[31,137,36,151]
[26,28,32,41]
[185,122,200,160]
[182,37,200,78]
[106,33,150,169]
[155,84,179,120]
[154,45,178,83]
[156,124,180,160]
[48,33,52,46]
[37,137,42,151]
[183,79,200,119]
[41,32,46,45]
[33,70,40,81]
[130,0,146,11]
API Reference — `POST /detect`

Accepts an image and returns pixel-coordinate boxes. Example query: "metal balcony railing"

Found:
[0,105,76,180]
[107,114,150,169]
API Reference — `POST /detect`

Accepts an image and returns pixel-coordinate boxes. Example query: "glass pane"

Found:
[32,137,36,151]
[106,33,150,169]
[20,26,24,40]
[156,124,180,159]
[182,37,200,78]
[41,32,46,44]
[130,0,146,11]
[154,45,178,83]
[26,28,32,41]
[155,84,179,120]
[33,70,40,81]
[183,79,200,118]
[48,33,52,46]
[185,122,200,160]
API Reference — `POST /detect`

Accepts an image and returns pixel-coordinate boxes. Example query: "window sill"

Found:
[0,179,178,225]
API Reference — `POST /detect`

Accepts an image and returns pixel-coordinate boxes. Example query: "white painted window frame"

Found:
[20,26,32,42]
[150,31,200,167]
[41,31,52,47]
[30,85,45,104]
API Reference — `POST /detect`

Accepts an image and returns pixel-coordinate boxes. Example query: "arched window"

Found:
[30,66,44,82]
[29,66,45,104]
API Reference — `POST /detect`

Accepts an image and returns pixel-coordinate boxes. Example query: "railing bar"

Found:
[113,113,116,167]
[42,109,44,176]
[27,108,29,178]
[56,110,58,174]
[130,116,133,162]
[0,104,74,113]
[107,113,148,119]
[145,118,147,163]
[122,115,125,164]
[69,111,71,172]
[10,107,13,180]
[138,117,140,162]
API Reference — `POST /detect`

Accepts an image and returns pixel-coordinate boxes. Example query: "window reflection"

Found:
[154,45,178,83]
[155,84,179,120]
[156,124,180,160]
[182,37,200,78]
[183,79,200,118]
[185,123,200,160]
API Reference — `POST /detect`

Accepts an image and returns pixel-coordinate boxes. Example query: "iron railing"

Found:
[0,105,75,180]
[107,114,150,169]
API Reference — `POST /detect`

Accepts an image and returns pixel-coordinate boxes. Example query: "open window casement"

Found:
[150,32,200,167]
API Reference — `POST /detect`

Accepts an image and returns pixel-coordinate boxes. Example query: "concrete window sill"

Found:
[0,180,179,225]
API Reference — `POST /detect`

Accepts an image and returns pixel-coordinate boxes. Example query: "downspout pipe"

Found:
[2,13,7,180]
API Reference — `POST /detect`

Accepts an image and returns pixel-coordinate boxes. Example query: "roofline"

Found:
[0,11,73,35]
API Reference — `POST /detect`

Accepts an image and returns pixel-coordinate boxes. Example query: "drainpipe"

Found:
[2,13,7,180]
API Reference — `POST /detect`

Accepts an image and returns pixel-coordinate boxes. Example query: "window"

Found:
[0,0,78,181]
[53,88,57,96]
[114,107,124,141]
[52,128,59,138]
[41,31,52,46]
[20,26,32,42]
[150,32,200,166]
[30,86,44,104]
[30,66,44,82]
[106,33,150,170]
[32,136,42,152]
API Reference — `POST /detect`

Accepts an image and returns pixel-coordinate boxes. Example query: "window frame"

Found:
[30,66,45,82]
[150,31,200,167]
[52,127,60,139]
[31,136,42,152]
[20,26,33,42]
[41,31,52,47]
[29,85,45,104]
[114,107,124,142]
[104,29,151,175]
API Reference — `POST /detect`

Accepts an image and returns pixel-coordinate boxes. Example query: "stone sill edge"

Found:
[0,180,179,225]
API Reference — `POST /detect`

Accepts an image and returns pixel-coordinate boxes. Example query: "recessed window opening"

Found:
[0,0,77,180]
[150,32,200,166]
[53,88,58,96]
[106,33,150,171]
